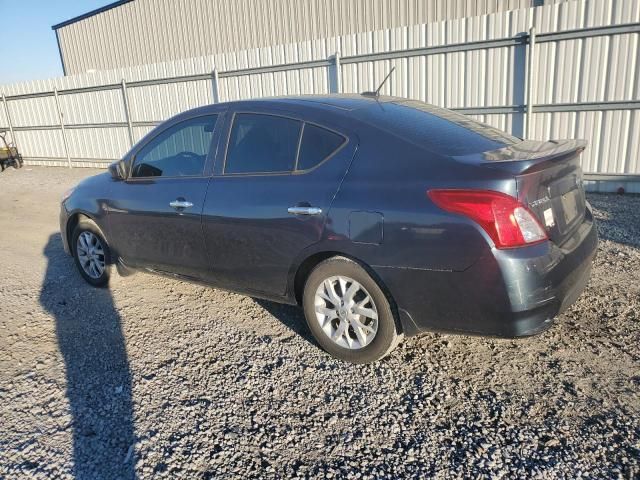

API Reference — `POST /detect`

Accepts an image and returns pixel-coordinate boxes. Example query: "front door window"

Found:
[132,115,218,178]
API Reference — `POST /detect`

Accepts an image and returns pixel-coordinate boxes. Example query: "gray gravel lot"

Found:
[0,166,639,479]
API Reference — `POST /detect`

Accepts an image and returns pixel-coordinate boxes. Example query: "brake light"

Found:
[427,189,547,249]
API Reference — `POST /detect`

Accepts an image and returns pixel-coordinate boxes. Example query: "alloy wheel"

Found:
[314,275,379,349]
[76,231,106,279]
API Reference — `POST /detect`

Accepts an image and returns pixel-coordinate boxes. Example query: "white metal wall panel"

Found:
[15,130,66,158]
[55,0,563,75]
[127,80,212,123]
[337,11,528,134]
[524,1,640,176]
[58,90,126,125]
[0,102,8,131]
[216,36,334,102]
[531,1,639,104]
[65,127,131,160]
[6,96,57,127]
[574,111,605,173]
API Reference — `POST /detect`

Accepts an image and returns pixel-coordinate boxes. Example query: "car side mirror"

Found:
[108,160,126,180]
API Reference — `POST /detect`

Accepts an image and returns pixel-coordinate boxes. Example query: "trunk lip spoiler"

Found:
[452,139,587,176]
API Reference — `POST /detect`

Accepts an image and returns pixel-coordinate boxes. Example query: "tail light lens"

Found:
[427,189,547,249]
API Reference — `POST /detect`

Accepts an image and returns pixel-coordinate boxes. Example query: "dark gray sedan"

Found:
[60,95,597,363]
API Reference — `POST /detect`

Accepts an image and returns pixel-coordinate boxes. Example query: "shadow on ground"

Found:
[252,298,319,347]
[40,234,136,479]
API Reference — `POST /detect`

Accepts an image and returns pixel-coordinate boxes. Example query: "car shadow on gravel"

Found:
[252,298,319,347]
[40,234,135,479]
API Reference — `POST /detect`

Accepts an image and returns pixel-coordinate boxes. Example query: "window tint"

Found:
[225,113,301,174]
[132,115,217,178]
[297,124,345,170]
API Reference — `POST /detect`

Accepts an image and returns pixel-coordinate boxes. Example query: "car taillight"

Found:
[427,189,547,249]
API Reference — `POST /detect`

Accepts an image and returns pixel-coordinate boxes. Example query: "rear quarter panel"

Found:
[324,127,515,273]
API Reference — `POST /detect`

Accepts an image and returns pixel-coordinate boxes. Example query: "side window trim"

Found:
[293,121,348,174]
[127,113,220,181]
[220,111,349,177]
[293,122,305,172]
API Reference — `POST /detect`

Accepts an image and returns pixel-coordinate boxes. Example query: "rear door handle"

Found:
[170,199,194,210]
[288,206,322,215]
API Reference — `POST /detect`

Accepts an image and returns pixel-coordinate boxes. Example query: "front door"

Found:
[202,111,356,296]
[106,114,220,279]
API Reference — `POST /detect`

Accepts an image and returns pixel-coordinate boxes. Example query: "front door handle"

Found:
[170,199,194,210]
[288,206,322,215]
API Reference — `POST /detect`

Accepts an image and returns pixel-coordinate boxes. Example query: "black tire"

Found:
[302,256,403,363]
[71,218,112,287]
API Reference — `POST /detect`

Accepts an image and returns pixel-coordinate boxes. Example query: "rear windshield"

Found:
[360,100,520,156]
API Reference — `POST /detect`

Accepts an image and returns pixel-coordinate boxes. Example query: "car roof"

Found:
[216,94,401,112]
[177,95,519,157]
[256,94,399,111]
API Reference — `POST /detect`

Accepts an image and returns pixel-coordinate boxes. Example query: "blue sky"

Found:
[0,0,110,85]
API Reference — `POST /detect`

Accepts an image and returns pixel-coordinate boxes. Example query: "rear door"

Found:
[201,110,356,296]
[106,114,221,279]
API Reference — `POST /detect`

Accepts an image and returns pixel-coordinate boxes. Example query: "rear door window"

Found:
[297,124,346,171]
[132,115,217,178]
[225,113,302,174]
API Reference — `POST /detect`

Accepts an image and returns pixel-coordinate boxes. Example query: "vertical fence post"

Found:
[211,69,220,103]
[121,79,135,147]
[333,51,342,93]
[525,27,536,139]
[1,92,17,150]
[53,87,72,168]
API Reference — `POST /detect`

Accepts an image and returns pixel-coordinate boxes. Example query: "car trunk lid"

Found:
[455,139,588,245]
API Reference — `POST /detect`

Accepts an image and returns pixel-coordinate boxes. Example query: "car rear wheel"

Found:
[72,218,111,287]
[302,256,402,363]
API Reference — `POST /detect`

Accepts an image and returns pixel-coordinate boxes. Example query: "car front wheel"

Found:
[71,218,112,287]
[302,256,403,363]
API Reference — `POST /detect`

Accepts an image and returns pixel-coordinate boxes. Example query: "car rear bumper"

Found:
[376,206,598,338]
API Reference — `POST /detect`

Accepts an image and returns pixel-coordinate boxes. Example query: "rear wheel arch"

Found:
[293,251,340,305]
[292,251,403,335]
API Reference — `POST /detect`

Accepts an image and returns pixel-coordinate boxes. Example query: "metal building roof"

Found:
[52,0,133,30]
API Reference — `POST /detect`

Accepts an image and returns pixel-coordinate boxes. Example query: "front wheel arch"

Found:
[66,212,106,256]
[70,216,112,287]
[66,212,87,255]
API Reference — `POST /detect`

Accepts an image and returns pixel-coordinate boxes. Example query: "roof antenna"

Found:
[361,67,396,98]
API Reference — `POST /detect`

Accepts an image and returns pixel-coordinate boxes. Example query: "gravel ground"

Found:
[0,166,638,479]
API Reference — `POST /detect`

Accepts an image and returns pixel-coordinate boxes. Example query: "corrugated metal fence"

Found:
[1,0,639,191]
